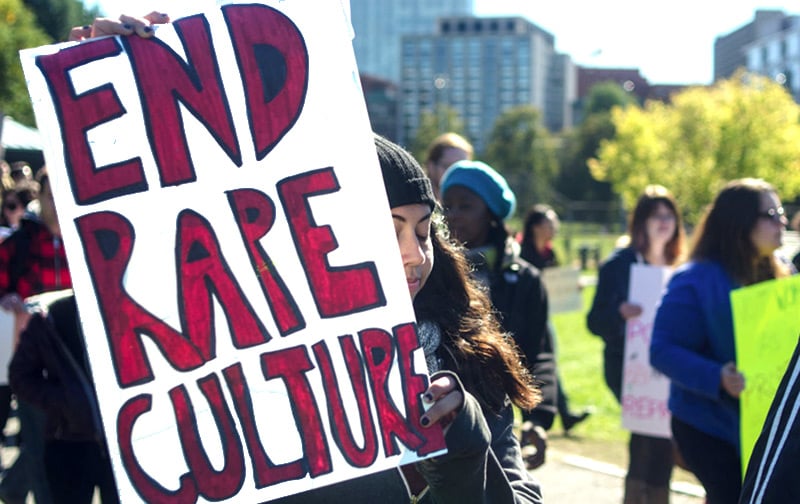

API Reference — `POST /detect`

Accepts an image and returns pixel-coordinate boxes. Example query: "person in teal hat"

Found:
[440,160,557,469]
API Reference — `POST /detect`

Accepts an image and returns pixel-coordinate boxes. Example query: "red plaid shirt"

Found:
[0,219,71,300]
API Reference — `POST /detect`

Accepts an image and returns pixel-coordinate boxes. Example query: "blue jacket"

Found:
[650,260,740,447]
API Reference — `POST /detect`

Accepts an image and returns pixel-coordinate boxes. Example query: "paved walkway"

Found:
[535,448,705,503]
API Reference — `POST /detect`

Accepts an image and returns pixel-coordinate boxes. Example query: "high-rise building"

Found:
[399,16,574,152]
[360,74,400,141]
[714,10,788,81]
[349,0,474,82]
[743,14,800,101]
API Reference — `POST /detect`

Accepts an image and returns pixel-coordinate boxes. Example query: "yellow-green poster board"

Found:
[732,274,800,478]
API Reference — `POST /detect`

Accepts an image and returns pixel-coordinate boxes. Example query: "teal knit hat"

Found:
[440,160,517,220]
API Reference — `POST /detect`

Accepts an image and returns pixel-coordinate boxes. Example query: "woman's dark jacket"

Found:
[272,377,543,503]
[9,292,103,442]
[586,246,638,402]
[471,238,557,430]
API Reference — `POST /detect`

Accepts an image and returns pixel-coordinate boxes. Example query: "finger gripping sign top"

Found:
[20,1,446,502]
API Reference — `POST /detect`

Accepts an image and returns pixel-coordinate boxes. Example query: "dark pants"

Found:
[627,433,674,486]
[672,416,741,504]
[45,440,119,504]
[0,400,52,504]
[603,347,623,402]
[555,374,571,417]
[0,385,12,446]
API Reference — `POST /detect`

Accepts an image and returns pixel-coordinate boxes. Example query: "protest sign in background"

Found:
[733,274,800,478]
[20,1,445,501]
[0,309,13,384]
[621,264,672,438]
[540,266,582,314]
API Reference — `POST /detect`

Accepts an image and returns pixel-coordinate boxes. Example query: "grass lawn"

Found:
[544,284,700,486]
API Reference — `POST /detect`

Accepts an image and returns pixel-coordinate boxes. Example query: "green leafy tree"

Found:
[23,0,98,42]
[483,105,558,214]
[408,105,466,163]
[556,81,635,202]
[0,0,50,125]
[556,81,636,201]
[589,72,800,223]
[583,80,637,116]
[556,114,615,201]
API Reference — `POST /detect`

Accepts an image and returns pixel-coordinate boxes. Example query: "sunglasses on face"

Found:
[757,206,785,222]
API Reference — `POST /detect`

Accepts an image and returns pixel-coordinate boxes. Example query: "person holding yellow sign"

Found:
[650,178,791,504]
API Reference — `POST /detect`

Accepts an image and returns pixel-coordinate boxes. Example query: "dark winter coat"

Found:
[586,246,638,402]
[9,292,102,443]
[471,238,557,430]
[271,372,543,504]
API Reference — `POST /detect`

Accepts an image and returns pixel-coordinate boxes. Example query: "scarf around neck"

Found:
[416,320,442,373]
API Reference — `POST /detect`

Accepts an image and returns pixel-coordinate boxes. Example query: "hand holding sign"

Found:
[420,373,464,433]
[68,11,170,41]
[619,301,643,320]
[720,361,745,398]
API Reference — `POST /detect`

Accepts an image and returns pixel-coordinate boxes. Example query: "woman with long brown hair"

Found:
[273,137,543,503]
[650,178,790,504]
[69,12,543,502]
[588,184,686,503]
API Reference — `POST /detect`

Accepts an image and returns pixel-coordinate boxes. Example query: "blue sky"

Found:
[87,0,795,85]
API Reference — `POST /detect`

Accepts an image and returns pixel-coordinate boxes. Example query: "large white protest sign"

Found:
[20,1,445,501]
[621,264,672,438]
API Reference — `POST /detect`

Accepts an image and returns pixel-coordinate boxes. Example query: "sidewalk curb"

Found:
[554,451,706,499]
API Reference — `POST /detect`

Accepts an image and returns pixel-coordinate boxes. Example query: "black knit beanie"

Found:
[374,134,435,210]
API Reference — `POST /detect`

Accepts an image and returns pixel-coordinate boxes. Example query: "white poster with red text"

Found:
[20,1,445,502]
[621,264,672,438]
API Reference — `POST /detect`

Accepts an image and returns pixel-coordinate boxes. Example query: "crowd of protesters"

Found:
[0,8,798,504]
[422,130,800,504]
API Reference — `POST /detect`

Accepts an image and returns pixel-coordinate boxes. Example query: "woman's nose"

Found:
[400,235,425,266]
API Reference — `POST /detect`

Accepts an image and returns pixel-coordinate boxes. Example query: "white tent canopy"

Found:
[1,114,42,152]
